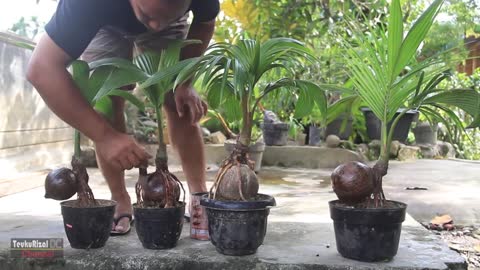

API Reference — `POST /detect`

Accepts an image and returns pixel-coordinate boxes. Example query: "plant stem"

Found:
[379,120,390,164]
[74,130,81,159]
[239,94,252,147]
[155,107,168,168]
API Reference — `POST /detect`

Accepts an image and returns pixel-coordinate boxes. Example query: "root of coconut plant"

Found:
[136,163,185,209]
[368,161,388,208]
[209,143,255,201]
[71,157,97,207]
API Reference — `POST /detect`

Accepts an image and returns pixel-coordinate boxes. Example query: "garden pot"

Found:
[362,108,418,143]
[200,194,276,256]
[413,122,438,145]
[325,116,353,140]
[133,202,185,249]
[329,200,407,262]
[61,199,116,249]
[261,122,289,146]
[308,125,322,146]
[224,140,265,172]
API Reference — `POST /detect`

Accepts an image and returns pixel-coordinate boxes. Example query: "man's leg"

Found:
[82,27,134,233]
[164,92,207,193]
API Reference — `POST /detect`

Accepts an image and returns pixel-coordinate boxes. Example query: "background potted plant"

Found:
[329,0,480,262]
[177,37,326,255]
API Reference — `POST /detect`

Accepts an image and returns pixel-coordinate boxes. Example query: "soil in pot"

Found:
[201,194,276,256]
[61,199,116,249]
[329,200,407,262]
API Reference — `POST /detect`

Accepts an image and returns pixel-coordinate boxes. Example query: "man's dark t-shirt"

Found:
[45,0,220,59]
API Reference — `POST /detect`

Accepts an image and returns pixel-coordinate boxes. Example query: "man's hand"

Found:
[174,85,208,124]
[95,129,151,170]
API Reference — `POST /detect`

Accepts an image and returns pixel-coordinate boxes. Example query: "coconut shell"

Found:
[217,164,259,200]
[331,161,374,204]
[44,167,77,200]
[141,171,180,207]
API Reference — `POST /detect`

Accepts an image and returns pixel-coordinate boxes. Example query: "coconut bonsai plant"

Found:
[43,59,145,249]
[0,32,145,249]
[329,0,480,262]
[92,41,203,249]
[175,37,327,255]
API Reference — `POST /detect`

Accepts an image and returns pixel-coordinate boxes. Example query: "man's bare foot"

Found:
[111,192,133,234]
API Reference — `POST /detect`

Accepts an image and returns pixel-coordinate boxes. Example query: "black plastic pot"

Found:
[262,122,290,146]
[325,116,353,140]
[413,122,438,145]
[362,108,418,143]
[308,125,322,146]
[133,202,185,249]
[329,200,407,262]
[61,199,116,249]
[200,194,276,256]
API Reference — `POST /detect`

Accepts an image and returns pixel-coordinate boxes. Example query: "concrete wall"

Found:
[0,40,73,178]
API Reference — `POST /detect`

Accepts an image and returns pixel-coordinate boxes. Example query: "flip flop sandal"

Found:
[110,214,134,236]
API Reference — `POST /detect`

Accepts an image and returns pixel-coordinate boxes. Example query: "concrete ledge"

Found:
[262,146,364,168]
[0,221,465,270]
[145,144,363,169]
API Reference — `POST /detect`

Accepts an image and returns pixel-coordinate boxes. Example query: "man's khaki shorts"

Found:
[81,14,189,62]
[81,15,190,115]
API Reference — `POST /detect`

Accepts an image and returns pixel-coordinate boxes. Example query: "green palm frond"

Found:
[344,0,447,125]
[342,0,480,161]
[173,37,323,145]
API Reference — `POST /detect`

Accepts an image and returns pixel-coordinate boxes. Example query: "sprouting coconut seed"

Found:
[141,171,180,207]
[331,161,374,204]
[217,164,259,201]
[44,167,78,200]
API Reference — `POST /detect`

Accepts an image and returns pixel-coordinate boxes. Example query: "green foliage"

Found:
[175,37,327,145]
[91,40,201,161]
[10,16,42,40]
[342,0,480,162]
[435,69,480,160]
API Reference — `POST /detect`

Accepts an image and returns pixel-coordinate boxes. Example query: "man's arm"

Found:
[174,19,215,123]
[181,19,215,60]
[27,34,149,170]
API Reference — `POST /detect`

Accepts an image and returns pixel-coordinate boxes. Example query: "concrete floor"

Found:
[0,159,478,269]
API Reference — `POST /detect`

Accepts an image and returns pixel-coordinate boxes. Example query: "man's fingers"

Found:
[176,100,184,118]
[133,144,151,163]
[194,101,203,123]
[111,159,123,171]
[117,157,133,171]
[127,153,140,168]
[187,101,196,124]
